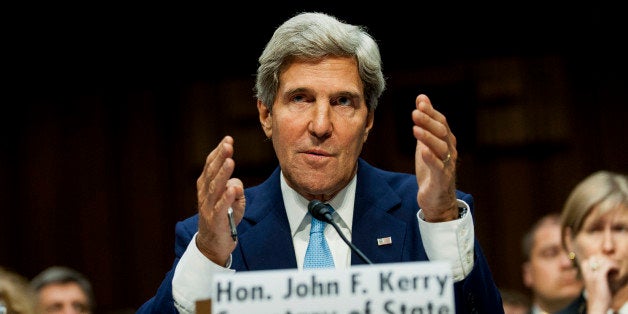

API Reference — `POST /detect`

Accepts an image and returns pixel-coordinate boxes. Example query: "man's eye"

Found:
[539,247,560,258]
[335,96,353,106]
[292,95,306,102]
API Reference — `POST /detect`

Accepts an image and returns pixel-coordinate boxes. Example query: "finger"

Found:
[416,141,453,181]
[197,137,235,207]
[197,162,238,249]
[587,257,618,275]
[413,95,457,164]
[226,178,245,222]
[202,136,234,182]
[412,108,448,140]
[203,180,244,245]
[413,124,450,165]
[413,100,448,154]
[214,181,237,225]
[415,95,450,132]
[197,159,235,230]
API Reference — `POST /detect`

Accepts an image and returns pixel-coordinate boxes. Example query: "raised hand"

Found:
[411,94,458,222]
[195,136,245,266]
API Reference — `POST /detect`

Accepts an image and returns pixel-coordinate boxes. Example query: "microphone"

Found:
[308,200,373,265]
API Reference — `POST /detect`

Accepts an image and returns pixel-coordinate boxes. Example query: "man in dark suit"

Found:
[521,213,582,313]
[137,12,503,314]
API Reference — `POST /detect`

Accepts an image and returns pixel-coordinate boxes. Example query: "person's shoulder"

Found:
[358,158,473,199]
[555,292,585,314]
[358,158,412,176]
[176,214,200,232]
[356,159,420,201]
[244,165,282,201]
[245,166,281,190]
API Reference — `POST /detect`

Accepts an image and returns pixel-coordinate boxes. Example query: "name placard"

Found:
[211,261,453,314]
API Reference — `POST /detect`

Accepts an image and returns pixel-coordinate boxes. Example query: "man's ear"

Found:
[257,100,272,138]
[363,111,375,143]
[522,261,533,288]
[564,228,575,256]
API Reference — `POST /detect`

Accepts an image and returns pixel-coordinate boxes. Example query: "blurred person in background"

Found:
[30,266,94,314]
[500,287,532,314]
[560,170,628,314]
[522,213,583,313]
[0,266,36,314]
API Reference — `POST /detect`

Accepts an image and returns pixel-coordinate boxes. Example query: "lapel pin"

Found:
[377,236,392,246]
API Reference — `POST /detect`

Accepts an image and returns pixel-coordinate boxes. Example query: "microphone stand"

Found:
[309,200,373,265]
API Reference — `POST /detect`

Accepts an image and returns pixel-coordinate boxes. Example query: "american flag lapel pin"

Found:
[377,236,392,246]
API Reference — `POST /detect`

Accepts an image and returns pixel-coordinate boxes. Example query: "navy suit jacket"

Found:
[137,158,504,313]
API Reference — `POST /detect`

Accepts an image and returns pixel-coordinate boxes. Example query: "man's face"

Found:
[37,282,91,313]
[258,56,373,201]
[523,221,583,307]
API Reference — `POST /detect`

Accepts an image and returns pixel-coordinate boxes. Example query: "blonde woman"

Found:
[560,170,628,314]
[0,266,36,314]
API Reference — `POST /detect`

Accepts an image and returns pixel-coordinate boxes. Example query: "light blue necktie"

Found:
[303,211,335,269]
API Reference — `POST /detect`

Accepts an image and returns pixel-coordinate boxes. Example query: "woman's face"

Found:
[568,204,628,290]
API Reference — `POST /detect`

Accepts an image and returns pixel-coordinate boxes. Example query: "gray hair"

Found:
[30,266,95,311]
[255,12,386,112]
[560,170,628,248]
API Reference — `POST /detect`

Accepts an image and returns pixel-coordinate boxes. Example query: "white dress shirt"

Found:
[172,172,475,314]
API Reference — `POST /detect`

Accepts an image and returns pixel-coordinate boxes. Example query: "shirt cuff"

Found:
[173,232,235,313]
[417,199,474,282]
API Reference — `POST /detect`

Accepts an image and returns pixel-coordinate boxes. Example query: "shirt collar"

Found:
[281,171,356,237]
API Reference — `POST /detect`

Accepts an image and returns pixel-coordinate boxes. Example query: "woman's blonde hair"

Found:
[560,170,628,249]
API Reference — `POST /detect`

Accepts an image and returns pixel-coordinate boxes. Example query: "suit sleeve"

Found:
[451,193,504,314]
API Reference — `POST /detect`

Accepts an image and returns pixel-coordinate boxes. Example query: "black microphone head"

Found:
[307,199,372,265]
[308,199,332,222]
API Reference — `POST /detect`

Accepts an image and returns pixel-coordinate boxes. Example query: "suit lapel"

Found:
[238,168,297,270]
[352,159,410,265]
[236,160,417,269]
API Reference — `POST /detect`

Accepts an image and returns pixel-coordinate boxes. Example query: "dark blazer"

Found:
[555,292,586,314]
[137,158,504,313]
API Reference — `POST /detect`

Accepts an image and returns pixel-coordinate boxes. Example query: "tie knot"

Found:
[304,204,335,269]
[310,217,326,234]
[309,203,334,234]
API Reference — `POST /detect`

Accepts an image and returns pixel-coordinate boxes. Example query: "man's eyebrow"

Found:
[284,87,310,94]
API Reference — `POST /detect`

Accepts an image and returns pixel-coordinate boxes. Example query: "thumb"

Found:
[227,178,245,222]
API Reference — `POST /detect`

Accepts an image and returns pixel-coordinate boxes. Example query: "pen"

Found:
[227,207,237,241]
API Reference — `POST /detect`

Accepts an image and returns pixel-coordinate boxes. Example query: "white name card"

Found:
[211,261,454,314]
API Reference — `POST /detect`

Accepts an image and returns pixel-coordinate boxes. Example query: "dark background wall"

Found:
[2,3,626,312]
